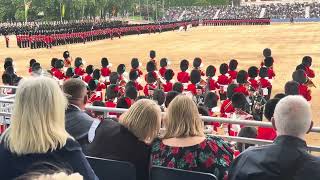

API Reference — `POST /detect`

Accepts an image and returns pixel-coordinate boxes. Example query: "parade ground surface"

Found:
[1,22,320,147]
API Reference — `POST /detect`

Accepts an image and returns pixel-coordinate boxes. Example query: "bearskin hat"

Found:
[302,56,312,67]
[74,57,83,68]
[2,73,12,85]
[236,70,248,84]
[125,81,135,89]
[296,64,306,71]
[101,57,109,68]
[231,92,249,110]
[86,65,94,75]
[190,69,201,84]
[164,69,174,81]
[153,89,166,106]
[259,67,268,78]
[93,69,101,80]
[219,63,229,75]
[63,51,70,59]
[54,59,64,69]
[264,98,280,121]
[5,66,14,75]
[173,82,183,93]
[131,58,139,69]
[146,61,156,72]
[146,72,157,84]
[263,48,272,57]
[125,86,138,100]
[229,59,238,71]
[204,92,218,109]
[109,72,119,84]
[4,58,13,70]
[248,66,258,78]
[160,58,168,68]
[106,84,119,100]
[264,57,274,68]
[292,69,307,84]
[129,70,139,81]
[206,65,216,77]
[227,83,238,99]
[29,59,37,68]
[193,57,202,68]
[150,50,156,59]
[117,64,126,75]
[180,59,189,72]
[51,58,58,67]
[88,79,98,91]
[285,80,300,95]
[117,97,132,109]
[66,67,75,77]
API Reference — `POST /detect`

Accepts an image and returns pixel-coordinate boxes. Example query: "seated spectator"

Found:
[152,89,166,111]
[87,99,161,180]
[151,95,234,180]
[285,80,299,95]
[257,98,278,141]
[229,96,320,180]
[164,91,179,108]
[0,77,96,180]
[236,127,257,153]
[63,78,94,148]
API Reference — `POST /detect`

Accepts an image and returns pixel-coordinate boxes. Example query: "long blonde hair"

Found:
[2,77,69,155]
[119,99,161,142]
[164,95,205,138]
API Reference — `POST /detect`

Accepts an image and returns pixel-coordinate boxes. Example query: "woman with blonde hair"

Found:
[151,95,234,180]
[0,77,96,180]
[87,99,162,180]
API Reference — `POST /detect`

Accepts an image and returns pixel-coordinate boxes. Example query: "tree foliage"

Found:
[0,0,229,22]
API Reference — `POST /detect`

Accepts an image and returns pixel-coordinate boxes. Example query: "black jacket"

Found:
[228,135,320,180]
[87,119,150,180]
[0,138,97,180]
[65,104,94,148]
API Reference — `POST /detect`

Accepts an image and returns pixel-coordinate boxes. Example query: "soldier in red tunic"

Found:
[302,56,315,79]
[129,70,143,91]
[105,84,118,111]
[145,61,158,81]
[187,69,204,95]
[53,59,66,80]
[177,59,190,84]
[93,69,106,92]
[264,57,275,80]
[220,84,237,118]
[257,98,278,141]
[228,59,238,81]
[28,59,37,74]
[193,57,205,76]
[144,72,157,97]
[258,67,272,100]
[149,50,157,67]
[261,48,272,67]
[63,51,72,68]
[65,67,75,81]
[74,57,85,76]
[204,92,220,131]
[130,58,143,77]
[217,63,232,100]
[87,79,103,104]
[159,58,169,78]
[248,66,259,91]
[50,58,58,75]
[205,65,219,91]
[292,69,311,101]
[163,69,174,92]
[83,65,94,84]
[234,70,249,96]
[101,57,111,78]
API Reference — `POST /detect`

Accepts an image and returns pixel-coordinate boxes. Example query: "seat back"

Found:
[86,156,136,180]
[150,166,217,180]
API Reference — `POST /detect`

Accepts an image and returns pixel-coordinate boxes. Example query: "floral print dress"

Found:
[151,135,234,180]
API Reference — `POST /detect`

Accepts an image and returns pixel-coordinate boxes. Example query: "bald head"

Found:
[273,95,312,138]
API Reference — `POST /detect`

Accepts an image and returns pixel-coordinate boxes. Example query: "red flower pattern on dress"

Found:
[184,152,194,164]
[171,147,179,155]
[208,140,219,153]
[205,157,214,168]
[168,161,175,168]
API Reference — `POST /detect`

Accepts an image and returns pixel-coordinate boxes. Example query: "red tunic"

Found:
[248,78,259,90]
[228,70,238,80]
[51,67,58,74]
[234,84,249,96]
[298,84,311,101]
[207,110,220,131]
[220,99,235,118]
[88,91,103,104]
[217,75,231,85]
[105,100,117,116]
[259,78,272,88]
[159,67,167,77]
[177,71,189,83]
[144,83,157,96]
[53,70,65,80]
[28,67,32,74]
[134,81,143,91]
[101,67,111,77]
[305,67,315,78]
[163,81,173,92]
[96,82,106,91]
[75,67,85,76]
[267,68,276,79]
[208,78,219,91]
[83,74,93,84]
[187,83,203,95]
[257,127,277,141]
[130,68,143,77]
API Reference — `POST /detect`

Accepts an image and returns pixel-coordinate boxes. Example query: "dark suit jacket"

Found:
[65,104,94,148]
[87,119,150,180]
[228,135,320,180]
[0,138,97,180]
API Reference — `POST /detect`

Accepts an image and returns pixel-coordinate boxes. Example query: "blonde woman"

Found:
[0,77,96,180]
[87,99,162,180]
[151,95,234,180]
